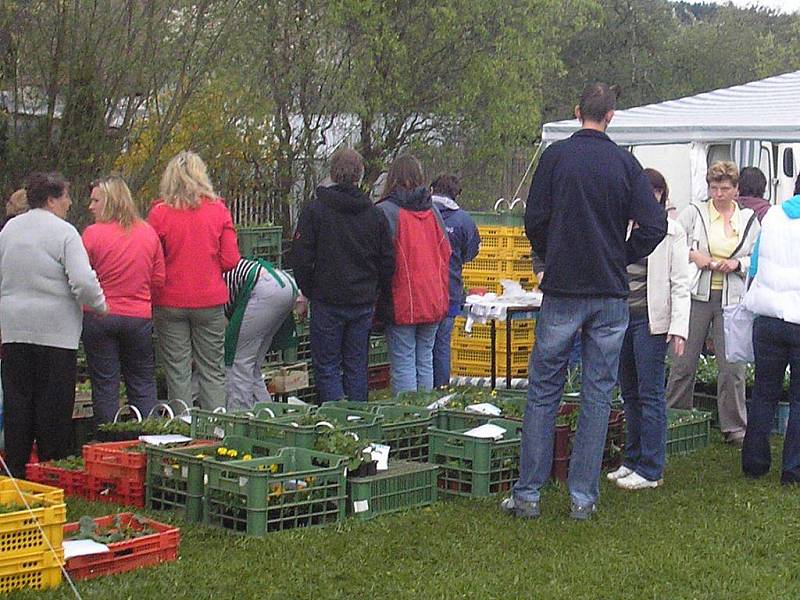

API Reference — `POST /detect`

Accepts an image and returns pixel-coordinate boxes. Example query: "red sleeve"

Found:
[81,226,97,266]
[151,229,166,291]
[217,201,241,272]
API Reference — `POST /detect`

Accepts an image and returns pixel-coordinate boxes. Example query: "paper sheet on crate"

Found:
[463,423,507,440]
[427,393,456,410]
[139,434,193,445]
[463,281,542,333]
[366,443,390,470]
[465,403,502,416]
[63,540,110,559]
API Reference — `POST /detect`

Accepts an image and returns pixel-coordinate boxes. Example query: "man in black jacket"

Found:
[503,83,667,521]
[289,149,394,402]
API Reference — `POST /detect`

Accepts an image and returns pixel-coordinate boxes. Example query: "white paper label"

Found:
[181,466,189,479]
[203,473,208,486]
[239,476,248,487]
[213,426,225,439]
[164,466,173,477]
[353,500,369,513]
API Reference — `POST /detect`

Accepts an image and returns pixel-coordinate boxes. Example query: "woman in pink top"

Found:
[82,175,166,423]
[148,151,241,409]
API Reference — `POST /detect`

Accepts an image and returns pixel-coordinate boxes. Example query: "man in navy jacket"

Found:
[504,82,667,521]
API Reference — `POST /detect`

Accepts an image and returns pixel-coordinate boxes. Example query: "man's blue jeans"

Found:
[433,316,455,388]
[618,310,668,481]
[310,301,374,403]
[386,323,439,396]
[742,316,800,483]
[513,295,628,508]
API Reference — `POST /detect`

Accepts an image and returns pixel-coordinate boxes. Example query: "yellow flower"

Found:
[195,453,206,459]
[242,454,253,461]
[226,449,238,458]
[491,390,497,397]
[269,463,279,473]
[257,464,267,471]
[217,447,227,456]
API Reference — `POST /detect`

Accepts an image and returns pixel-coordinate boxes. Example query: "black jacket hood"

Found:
[385,186,433,212]
[316,184,372,214]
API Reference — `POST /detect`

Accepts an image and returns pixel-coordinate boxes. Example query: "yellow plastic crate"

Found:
[0,490,66,558]
[463,273,537,295]
[452,319,535,353]
[0,478,64,504]
[451,346,530,379]
[464,256,532,274]
[0,549,63,593]
[451,363,528,378]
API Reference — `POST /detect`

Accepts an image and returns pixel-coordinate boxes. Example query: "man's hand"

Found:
[667,334,686,357]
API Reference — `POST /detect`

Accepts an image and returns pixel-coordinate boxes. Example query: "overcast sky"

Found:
[673,0,800,12]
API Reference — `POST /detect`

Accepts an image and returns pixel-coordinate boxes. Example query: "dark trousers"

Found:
[82,313,157,424]
[2,343,76,478]
[310,301,374,403]
[742,316,800,483]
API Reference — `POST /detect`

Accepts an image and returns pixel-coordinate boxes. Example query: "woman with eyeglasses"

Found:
[81,175,165,423]
[665,161,760,447]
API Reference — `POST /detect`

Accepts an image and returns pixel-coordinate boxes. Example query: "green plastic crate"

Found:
[428,418,523,498]
[203,448,347,536]
[248,406,383,448]
[347,460,438,520]
[145,436,280,521]
[469,212,525,227]
[191,409,251,439]
[693,392,719,428]
[666,409,711,457]
[251,402,314,420]
[237,225,282,266]
[376,405,433,462]
[368,335,389,367]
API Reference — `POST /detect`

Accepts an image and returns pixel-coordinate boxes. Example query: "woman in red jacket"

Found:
[82,175,165,423]
[148,151,241,409]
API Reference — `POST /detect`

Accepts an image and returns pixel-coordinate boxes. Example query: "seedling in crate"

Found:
[69,514,156,544]
[47,456,84,471]
[314,431,373,473]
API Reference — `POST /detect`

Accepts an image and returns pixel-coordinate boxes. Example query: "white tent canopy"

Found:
[541,70,800,145]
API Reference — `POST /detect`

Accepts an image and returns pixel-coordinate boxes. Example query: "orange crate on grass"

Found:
[87,475,145,508]
[63,513,179,580]
[25,463,88,498]
[83,440,147,489]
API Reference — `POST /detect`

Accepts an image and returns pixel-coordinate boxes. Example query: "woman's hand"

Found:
[294,295,309,321]
[689,249,713,270]
[713,258,740,273]
[667,335,686,357]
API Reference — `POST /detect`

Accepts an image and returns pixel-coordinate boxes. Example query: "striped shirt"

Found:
[223,258,296,318]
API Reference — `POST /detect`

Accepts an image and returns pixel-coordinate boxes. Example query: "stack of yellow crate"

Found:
[451,212,537,378]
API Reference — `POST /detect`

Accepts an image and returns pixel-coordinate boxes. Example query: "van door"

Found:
[777,143,800,203]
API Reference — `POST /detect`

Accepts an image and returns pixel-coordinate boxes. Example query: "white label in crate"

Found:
[203,473,208,485]
[181,466,188,478]
[164,466,173,477]
[353,500,369,513]
[239,476,248,487]
[213,426,225,439]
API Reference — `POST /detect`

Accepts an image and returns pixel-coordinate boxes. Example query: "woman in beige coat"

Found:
[608,169,690,490]
[665,161,760,447]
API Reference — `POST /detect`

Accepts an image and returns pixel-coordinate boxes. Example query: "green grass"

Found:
[9,435,800,600]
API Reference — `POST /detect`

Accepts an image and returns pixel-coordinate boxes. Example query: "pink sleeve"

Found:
[81,227,97,266]
[218,202,241,272]
[151,230,166,291]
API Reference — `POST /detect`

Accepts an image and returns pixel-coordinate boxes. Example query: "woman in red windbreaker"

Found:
[148,151,241,409]
[377,155,451,396]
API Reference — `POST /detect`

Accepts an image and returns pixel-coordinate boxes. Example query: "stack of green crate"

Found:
[347,460,438,520]
[237,225,282,266]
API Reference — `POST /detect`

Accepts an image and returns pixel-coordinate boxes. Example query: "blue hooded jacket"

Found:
[432,195,481,315]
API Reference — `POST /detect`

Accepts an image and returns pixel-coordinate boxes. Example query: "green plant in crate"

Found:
[47,456,84,471]
[314,431,372,471]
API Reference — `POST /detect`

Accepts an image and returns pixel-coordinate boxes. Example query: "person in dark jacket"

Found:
[430,174,480,387]
[377,155,451,396]
[736,166,770,222]
[502,82,667,522]
[289,148,394,402]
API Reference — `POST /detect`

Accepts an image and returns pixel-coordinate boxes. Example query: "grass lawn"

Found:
[8,435,800,600]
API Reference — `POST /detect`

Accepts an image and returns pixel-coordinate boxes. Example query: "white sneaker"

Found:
[606,465,633,481]
[615,472,663,490]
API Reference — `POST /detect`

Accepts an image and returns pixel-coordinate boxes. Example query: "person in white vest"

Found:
[741,192,800,483]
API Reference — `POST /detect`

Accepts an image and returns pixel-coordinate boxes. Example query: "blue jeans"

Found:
[513,295,628,508]
[386,323,439,396]
[310,301,374,403]
[83,313,157,424]
[617,310,668,481]
[433,316,455,388]
[742,316,800,482]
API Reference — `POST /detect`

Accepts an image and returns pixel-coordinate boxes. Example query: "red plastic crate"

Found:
[83,440,147,487]
[25,463,88,498]
[552,405,625,481]
[368,364,390,391]
[63,513,179,580]
[86,475,145,508]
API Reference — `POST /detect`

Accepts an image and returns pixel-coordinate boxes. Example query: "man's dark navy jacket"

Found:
[525,129,667,298]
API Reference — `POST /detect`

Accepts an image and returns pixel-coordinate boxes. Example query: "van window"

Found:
[784,148,795,178]
[707,144,732,167]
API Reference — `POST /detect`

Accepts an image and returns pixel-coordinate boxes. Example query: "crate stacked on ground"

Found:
[428,416,524,498]
[146,435,281,521]
[450,316,535,378]
[551,403,625,481]
[203,447,347,536]
[666,409,712,456]
[25,456,88,498]
[367,334,390,390]
[236,224,282,266]
[0,478,66,592]
[247,406,383,449]
[83,440,149,507]
[347,460,438,520]
[63,513,180,580]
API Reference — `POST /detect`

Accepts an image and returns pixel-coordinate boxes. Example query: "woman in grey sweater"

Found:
[0,172,107,477]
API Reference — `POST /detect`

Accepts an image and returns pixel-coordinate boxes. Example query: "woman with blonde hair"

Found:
[666,161,760,447]
[82,175,165,423]
[148,151,240,409]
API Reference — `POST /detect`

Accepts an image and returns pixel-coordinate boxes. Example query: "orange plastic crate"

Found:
[83,440,147,485]
[63,513,179,580]
[25,463,88,498]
